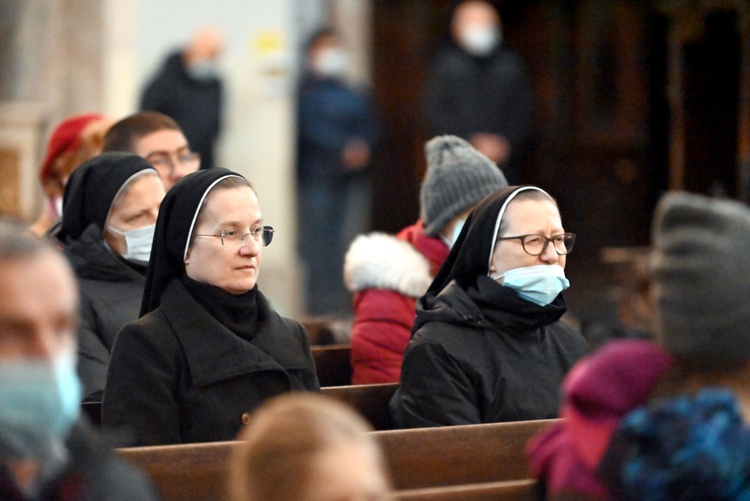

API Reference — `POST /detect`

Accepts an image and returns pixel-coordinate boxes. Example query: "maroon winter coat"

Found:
[344,221,450,384]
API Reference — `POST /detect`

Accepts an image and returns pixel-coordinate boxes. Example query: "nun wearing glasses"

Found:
[390,186,587,428]
[103,168,319,446]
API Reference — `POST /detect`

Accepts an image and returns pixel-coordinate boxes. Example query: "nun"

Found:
[57,152,165,403]
[102,168,320,445]
[389,185,587,428]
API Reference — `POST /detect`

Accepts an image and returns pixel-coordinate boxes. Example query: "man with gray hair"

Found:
[344,135,508,384]
[0,220,159,500]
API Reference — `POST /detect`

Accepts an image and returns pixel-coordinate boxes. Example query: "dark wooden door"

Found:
[370,0,670,254]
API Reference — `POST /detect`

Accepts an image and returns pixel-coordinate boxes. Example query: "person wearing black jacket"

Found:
[103,168,320,446]
[426,1,534,182]
[141,27,223,170]
[390,185,587,428]
[57,153,164,403]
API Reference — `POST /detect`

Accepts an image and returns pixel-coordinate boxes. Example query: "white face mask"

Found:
[491,264,569,306]
[50,195,63,219]
[108,223,156,264]
[314,48,349,78]
[441,218,466,248]
[459,25,500,56]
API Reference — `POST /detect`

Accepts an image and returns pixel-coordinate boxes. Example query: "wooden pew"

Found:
[394,479,537,501]
[378,419,555,490]
[118,419,559,501]
[299,315,337,345]
[321,383,397,431]
[83,381,395,430]
[311,344,352,386]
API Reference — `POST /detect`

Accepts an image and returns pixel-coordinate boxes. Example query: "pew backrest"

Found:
[377,419,558,490]
[311,344,352,386]
[321,382,398,430]
[118,418,559,501]
[394,479,538,501]
[119,440,239,501]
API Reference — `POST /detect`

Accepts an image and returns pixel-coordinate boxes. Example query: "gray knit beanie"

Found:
[650,191,750,369]
[420,135,508,236]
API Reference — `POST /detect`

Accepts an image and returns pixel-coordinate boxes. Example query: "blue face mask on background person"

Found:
[0,352,82,458]
[492,264,570,306]
[187,59,219,82]
[108,223,156,264]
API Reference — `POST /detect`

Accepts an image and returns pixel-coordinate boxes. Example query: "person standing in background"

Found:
[141,26,224,170]
[296,28,380,317]
[426,0,534,183]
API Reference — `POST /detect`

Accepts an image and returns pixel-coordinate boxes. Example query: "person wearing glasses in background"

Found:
[102,111,201,191]
[390,186,587,428]
[102,168,320,446]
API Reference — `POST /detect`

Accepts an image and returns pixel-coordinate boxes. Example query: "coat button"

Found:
[242,412,252,424]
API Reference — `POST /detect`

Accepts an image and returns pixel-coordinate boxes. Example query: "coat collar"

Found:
[159,279,309,387]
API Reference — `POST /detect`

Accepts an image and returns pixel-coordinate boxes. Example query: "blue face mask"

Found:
[108,223,156,264]
[0,352,82,458]
[187,60,219,81]
[493,265,570,306]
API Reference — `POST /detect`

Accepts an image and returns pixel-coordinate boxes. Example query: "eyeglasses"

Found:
[496,233,576,256]
[195,226,275,249]
[147,151,200,176]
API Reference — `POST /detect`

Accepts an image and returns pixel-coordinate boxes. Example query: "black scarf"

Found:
[58,152,157,244]
[141,167,247,316]
[181,276,259,340]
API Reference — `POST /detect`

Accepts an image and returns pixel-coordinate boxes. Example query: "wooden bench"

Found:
[394,479,537,501]
[311,344,352,386]
[321,382,397,431]
[84,382,397,430]
[118,419,558,501]
[299,315,338,345]
[378,419,555,490]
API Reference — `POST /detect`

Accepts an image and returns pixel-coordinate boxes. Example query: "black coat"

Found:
[425,44,534,181]
[140,52,222,170]
[0,420,160,500]
[102,278,320,446]
[390,277,586,428]
[64,225,146,403]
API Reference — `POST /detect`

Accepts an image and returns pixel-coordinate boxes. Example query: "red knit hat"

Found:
[39,113,104,183]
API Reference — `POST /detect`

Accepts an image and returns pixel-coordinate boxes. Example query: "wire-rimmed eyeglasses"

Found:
[195,226,275,249]
[496,233,576,256]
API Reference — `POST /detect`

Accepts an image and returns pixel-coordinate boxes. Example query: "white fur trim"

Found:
[344,232,433,297]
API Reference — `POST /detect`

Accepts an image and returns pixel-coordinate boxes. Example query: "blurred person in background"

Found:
[296,28,380,317]
[28,113,113,237]
[344,135,507,384]
[141,26,223,170]
[426,0,534,183]
[103,111,201,191]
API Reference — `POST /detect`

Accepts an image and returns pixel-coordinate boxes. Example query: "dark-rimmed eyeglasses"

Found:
[195,226,275,249]
[496,233,576,256]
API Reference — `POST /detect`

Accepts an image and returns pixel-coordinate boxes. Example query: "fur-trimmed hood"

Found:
[344,232,433,298]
